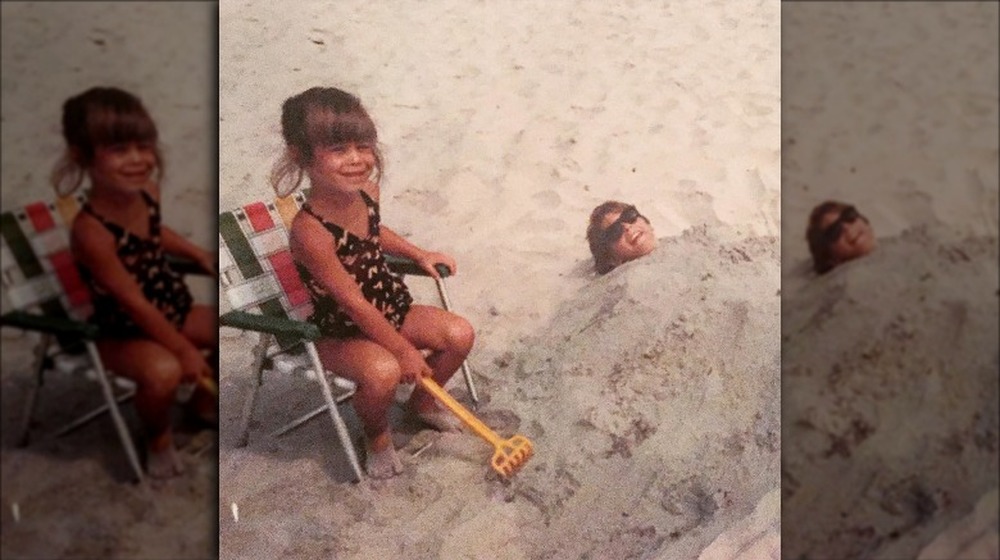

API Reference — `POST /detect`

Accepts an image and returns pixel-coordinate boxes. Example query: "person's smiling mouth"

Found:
[120,169,151,180]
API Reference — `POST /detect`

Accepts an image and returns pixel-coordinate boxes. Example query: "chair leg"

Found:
[304,341,364,483]
[236,333,272,448]
[49,389,136,439]
[433,276,480,406]
[270,389,354,439]
[18,333,52,447]
[85,341,145,484]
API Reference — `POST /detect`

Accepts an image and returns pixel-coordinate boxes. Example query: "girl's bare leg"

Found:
[181,305,218,424]
[315,337,404,478]
[96,339,185,479]
[399,305,475,432]
[181,304,218,349]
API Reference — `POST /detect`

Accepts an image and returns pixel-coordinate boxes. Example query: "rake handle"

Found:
[197,375,218,397]
[417,377,502,448]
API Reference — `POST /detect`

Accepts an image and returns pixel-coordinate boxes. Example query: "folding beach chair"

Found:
[218,192,478,482]
[0,194,206,484]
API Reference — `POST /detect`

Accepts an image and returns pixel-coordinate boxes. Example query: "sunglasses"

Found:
[601,205,646,244]
[822,206,863,244]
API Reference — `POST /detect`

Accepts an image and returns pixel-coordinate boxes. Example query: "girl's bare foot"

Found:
[147,432,184,479]
[365,433,403,479]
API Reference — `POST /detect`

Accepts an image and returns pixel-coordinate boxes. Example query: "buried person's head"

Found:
[586,201,658,274]
[806,201,876,274]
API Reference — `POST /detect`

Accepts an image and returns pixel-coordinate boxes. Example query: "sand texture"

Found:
[1,3,217,559]
[218,0,780,558]
[782,228,999,559]
[781,3,999,557]
[219,229,780,559]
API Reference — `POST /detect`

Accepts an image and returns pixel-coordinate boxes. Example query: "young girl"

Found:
[586,200,659,274]
[273,87,475,479]
[55,87,217,479]
[806,200,876,274]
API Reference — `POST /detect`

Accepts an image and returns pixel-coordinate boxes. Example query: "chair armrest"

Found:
[219,310,320,340]
[384,254,451,278]
[166,254,213,276]
[0,310,99,339]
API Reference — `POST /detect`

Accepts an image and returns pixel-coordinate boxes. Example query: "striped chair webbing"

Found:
[0,194,92,347]
[219,192,312,348]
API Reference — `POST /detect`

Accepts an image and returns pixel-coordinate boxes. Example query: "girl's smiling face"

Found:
[305,141,376,193]
[600,206,658,267]
[820,206,876,264]
[87,141,157,194]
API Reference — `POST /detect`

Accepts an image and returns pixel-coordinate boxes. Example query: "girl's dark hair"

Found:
[806,200,851,274]
[586,200,632,275]
[51,87,162,196]
[271,87,384,196]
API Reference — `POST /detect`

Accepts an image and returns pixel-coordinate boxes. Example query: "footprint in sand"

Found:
[385,471,443,503]
[478,408,522,433]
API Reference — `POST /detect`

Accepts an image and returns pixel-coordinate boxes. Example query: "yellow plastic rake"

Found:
[198,376,218,397]
[418,377,534,478]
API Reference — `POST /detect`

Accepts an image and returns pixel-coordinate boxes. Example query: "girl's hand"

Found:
[178,346,213,385]
[395,345,433,384]
[415,251,456,279]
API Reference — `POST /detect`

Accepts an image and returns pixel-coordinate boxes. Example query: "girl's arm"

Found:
[379,225,456,279]
[161,226,216,276]
[72,216,211,380]
[291,214,432,382]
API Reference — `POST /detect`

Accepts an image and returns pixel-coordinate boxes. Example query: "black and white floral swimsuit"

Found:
[296,191,413,339]
[79,191,193,337]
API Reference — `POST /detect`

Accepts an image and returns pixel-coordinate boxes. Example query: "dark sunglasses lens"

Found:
[602,206,645,243]
[824,206,861,243]
[824,222,842,243]
[604,222,624,243]
[621,206,640,224]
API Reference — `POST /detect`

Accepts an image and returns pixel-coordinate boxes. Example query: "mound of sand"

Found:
[495,227,780,558]
[217,227,780,559]
[782,226,999,558]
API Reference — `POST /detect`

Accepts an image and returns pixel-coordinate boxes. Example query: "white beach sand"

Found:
[218,229,781,559]
[1,0,994,559]
[781,228,998,559]
[1,2,217,559]
[782,3,999,558]
[219,0,780,558]
[782,2,999,258]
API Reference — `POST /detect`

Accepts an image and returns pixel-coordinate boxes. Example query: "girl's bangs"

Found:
[305,106,377,147]
[89,105,158,147]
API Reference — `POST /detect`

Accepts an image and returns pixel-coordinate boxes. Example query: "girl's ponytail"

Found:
[51,152,85,197]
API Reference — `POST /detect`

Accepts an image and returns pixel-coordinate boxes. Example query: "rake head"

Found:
[490,434,534,478]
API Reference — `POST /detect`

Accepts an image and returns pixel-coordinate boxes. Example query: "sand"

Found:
[782,2,999,260]
[11,1,994,559]
[781,3,999,558]
[218,229,781,559]
[1,3,217,559]
[781,228,998,558]
[218,0,780,558]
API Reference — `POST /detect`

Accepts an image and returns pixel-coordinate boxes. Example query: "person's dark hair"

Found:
[51,87,163,196]
[806,200,853,274]
[587,200,632,275]
[271,87,384,196]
